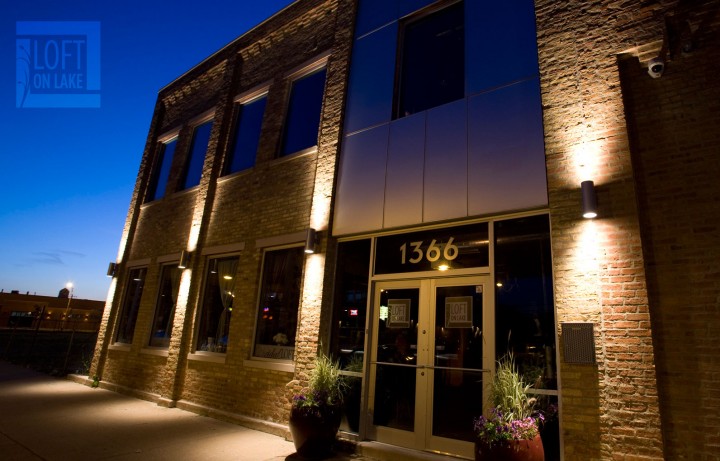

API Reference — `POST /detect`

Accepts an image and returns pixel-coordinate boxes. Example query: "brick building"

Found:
[0,290,103,332]
[90,1,720,460]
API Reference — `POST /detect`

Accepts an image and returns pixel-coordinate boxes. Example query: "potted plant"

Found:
[473,354,545,461]
[289,350,347,459]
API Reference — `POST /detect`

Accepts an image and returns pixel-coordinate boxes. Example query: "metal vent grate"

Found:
[562,322,596,364]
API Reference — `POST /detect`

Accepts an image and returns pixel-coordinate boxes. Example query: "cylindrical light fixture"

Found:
[581,180,598,219]
[178,250,192,269]
[304,228,318,254]
[106,262,118,277]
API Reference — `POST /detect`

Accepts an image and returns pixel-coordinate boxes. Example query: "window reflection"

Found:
[280,68,326,156]
[146,139,176,202]
[395,1,464,118]
[253,247,304,360]
[115,267,146,344]
[148,265,180,348]
[196,257,238,353]
[494,215,556,390]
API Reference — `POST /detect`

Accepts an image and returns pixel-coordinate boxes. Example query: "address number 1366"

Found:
[399,237,459,265]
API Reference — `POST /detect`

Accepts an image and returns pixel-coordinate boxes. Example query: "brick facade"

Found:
[91,0,355,431]
[90,0,720,459]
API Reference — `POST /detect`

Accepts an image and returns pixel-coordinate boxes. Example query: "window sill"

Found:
[274,146,317,164]
[109,343,131,352]
[243,359,294,373]
[140,347,169,357]
[188,351,226,364]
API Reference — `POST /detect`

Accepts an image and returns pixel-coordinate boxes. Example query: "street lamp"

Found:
[63,282,74,330]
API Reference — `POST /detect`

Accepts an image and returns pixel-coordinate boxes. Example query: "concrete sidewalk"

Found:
[0,361,370,461]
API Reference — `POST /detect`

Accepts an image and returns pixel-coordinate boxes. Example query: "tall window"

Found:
[148,265,181,348]
[395,1,465,118]
[146,139,177,202]
[182,120,213,189]
[494,215,556,390]
[329,239,371,433]
[115,267,146,344]
[253,246,304,360]
[195,256,238,353]
[225,95,267,174]
[280,68,327,156]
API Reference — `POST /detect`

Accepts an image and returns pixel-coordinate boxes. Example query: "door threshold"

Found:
[356,441,470,461]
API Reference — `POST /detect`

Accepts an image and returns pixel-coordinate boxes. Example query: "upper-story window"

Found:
[225,94,267,175]
[115,267,146,344]
[182,119,213,189]
[395,1,464,118]
[280,67,327,157]
[146,138,177,202]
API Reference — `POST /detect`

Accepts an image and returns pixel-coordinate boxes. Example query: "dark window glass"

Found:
[396,1,465,118]
[494,215,556,390]
[183,120,212,189]
[280,68,327,156]
[147,139,176,202]
[115,267,146,344]
[253,247,304,360]
[225,96,267,174]
[329,239,371,433]
[148,265,181,348]
[196,257,238,353]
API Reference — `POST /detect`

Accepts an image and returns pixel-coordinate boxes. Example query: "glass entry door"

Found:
[367,276,494,458]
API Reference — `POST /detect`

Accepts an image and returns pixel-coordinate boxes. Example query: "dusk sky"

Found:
[1,0,295,300]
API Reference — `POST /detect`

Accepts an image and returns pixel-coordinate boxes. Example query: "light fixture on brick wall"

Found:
[582,180,598,219]
[178,250,192,269]
[106,262,118,277]
[305,228,318,254]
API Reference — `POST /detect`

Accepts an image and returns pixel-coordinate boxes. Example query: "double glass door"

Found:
[367,276,494,458]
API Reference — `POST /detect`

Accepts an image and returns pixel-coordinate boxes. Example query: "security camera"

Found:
[647,57,665,79]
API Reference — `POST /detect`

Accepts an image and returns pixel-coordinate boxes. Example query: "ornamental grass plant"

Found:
[474,354,543,447]
[292,351,347,418]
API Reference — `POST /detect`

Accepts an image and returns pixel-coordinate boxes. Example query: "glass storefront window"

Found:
[115,267,146,344]
[330,239,371,433]
[148,264,180,348]
[494,215,556,390]
[253,246,304,360]
[196,256,238,353]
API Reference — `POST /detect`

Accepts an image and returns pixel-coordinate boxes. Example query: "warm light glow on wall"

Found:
[115,228,130,264]
[187,217,203,253]
[303,253,325,305]
[576,220,601,276]
[309,188,332,232]
[174,268,193,318]
[573,139,603,183]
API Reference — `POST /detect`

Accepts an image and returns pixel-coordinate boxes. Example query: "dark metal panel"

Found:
[384,112,426,228]
[333,125,390,235]
[467,79,548,216]
[424,99,468,222]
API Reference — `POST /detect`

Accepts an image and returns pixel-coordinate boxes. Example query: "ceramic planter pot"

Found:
[289,407,342,459]
[475,434,545,461]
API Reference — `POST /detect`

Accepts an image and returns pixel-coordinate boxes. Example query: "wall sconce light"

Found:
[178,250,192,269]
[581,180,598,219]
[106,262,118,277]
[305,228,318,254]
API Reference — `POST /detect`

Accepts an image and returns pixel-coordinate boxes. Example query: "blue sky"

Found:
[1,0,295,300]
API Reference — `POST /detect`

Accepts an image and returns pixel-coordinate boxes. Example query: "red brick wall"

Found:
[535,1,670,459]
[618,2,720,458]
